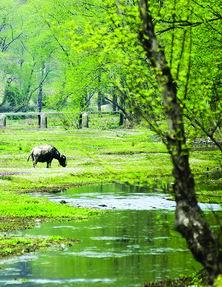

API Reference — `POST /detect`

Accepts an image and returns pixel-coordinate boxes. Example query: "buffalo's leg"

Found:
[47,161,52,168]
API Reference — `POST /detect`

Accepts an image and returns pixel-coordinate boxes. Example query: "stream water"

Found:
[0,183,219,287]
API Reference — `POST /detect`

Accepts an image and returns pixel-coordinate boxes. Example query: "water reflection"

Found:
[0,184,203,286]
[0,211,200,286]
[30,183,220,211]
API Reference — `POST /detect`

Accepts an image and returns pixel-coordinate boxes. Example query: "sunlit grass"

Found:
[0,126,221,258]
[0,236,77,258]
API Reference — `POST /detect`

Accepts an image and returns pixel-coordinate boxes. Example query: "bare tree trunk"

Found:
[37,84,43,113]
[139,0,222,283]
[112,94,118,112]
[97,93,102,112]
[37,63,46,113]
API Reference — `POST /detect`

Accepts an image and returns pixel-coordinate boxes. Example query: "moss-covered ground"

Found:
[0,126,221,262]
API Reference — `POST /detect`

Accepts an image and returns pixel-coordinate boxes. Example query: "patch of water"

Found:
[0,183,219,286]
[0,211,201,286]
[30,183,220,211]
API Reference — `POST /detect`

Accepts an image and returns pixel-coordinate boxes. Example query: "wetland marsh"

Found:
[0,127,221,286]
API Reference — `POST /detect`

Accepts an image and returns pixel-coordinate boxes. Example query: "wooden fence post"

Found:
[0,114,6,128]
[38,113,47,128]
[82,112,89,128]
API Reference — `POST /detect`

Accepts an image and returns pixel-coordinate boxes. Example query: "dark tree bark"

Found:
[37,63,47,113]
[97,93,102,112]
[119,93,126,126]
[37,84,43,113]
[138,0,222,283]
[119,112,125,126]
[112,94,118,112]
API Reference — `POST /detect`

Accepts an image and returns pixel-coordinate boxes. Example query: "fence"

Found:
[0,111,125,129]
[0,112,54,129]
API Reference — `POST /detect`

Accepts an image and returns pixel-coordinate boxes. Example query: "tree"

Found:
[43,0,221,283]
[151,0,222,150]
[0,0,73,113]
[52,0,221,145]
[0,0,23,111]
[138,0,222,283]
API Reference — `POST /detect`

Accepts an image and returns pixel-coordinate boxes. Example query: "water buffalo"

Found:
[27,144,67,168]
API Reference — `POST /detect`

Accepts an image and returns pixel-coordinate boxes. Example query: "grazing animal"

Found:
[27,144,67,168]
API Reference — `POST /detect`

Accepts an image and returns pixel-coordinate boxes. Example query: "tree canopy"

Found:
[0,0,220,143]
[0,0,221,283]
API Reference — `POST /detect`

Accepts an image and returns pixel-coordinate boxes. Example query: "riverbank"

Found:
[1,127,221,193]
[0,127,221,286]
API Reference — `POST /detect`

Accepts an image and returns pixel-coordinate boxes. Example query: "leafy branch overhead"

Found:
[0,0,221,144]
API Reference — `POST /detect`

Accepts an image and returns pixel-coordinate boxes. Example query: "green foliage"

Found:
[214,275,222,287]
[0,0,64,112]
[0,0,221,146]
[152,0,222,142]
[89,114,120,129]
[23,0,220,145]
[0,236,76,257]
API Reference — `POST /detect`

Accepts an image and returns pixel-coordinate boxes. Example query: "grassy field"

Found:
[0,125,221,258]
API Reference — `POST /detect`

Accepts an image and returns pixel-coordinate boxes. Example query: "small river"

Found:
[0,183,219,287]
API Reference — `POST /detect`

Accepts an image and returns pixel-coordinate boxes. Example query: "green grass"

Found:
[0,236,77,258]
[0,126,221,258]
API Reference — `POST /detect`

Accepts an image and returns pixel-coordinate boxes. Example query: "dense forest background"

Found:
[0,0,221,143]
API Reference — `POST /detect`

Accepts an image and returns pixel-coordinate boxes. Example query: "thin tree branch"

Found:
[175,30,187,80]
[157,17,222,34]
[183,14,193,100]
